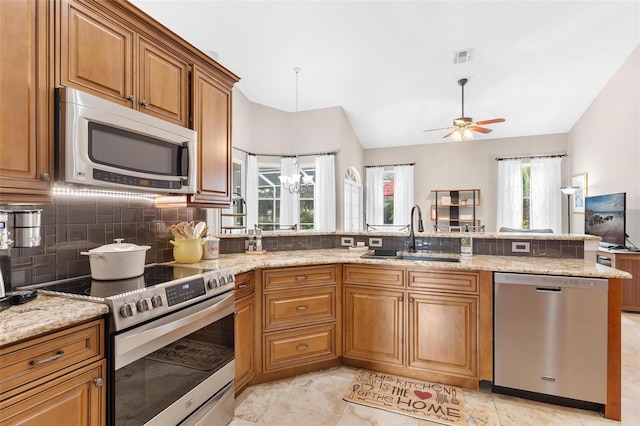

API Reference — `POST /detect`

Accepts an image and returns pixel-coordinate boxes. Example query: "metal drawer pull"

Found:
[237,283,248,289]
[30,350,64,366]
[296,305,309,311]
[295,275,308,281]
[296,344,309,350]
[94,378,104,387]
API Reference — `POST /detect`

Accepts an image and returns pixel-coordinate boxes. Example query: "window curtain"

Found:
[245,154,258,229]
[497,159,523,230]
[393,164,414,226]
[279,157,299,229]
[530,157,562,233]
[365,166,384,226]
[314,154,336,231]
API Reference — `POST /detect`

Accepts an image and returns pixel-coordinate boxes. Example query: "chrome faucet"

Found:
[408,204,424,253]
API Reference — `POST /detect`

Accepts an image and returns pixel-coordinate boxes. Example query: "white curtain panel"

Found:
[393,164,414,226]
[365,166,384,227]
[530,157,562,233]
[314,154,336,231]
[279,157,299,229]
[497,159,523,230]
[245,154,259,229]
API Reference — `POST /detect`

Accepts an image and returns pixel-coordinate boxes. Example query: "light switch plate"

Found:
[369,237,383,248]
[341,237,354,247]
[512,241,531,253]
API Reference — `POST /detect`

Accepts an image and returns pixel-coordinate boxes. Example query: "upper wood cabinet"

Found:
[189,67,233,206]
[58,0,190,127]
[0,0,53,204]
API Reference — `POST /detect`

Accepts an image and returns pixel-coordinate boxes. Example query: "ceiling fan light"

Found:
[452,130,463,141]
[462,129,474,140]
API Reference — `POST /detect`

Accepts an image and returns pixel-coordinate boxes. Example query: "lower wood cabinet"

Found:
[234,271,256,395]
[263,323,336,371]
[598,250,640,312]
[0,319,106,425]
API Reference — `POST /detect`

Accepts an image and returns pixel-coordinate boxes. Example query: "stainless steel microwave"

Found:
[56,87,197,194]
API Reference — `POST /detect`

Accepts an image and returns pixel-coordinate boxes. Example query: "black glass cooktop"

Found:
[33,264,208,299]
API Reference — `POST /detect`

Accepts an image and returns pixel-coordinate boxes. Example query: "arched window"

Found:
[343,167,362,231]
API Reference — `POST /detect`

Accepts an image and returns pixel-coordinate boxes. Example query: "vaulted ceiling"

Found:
[131,1,640,149]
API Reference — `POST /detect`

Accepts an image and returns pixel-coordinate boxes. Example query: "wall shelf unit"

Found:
[431,189,481,231]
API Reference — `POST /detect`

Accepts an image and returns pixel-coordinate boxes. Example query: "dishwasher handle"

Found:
[536,286,562,292]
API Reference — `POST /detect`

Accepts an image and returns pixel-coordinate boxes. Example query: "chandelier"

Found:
[279,67,313,194]
[279,158,313,194]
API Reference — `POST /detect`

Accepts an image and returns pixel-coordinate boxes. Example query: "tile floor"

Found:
[229,313,640,425]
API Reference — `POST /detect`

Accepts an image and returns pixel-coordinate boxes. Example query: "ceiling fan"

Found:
[424,78,505,141]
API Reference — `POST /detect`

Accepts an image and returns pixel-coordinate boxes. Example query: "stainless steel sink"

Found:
[360,250,460,263]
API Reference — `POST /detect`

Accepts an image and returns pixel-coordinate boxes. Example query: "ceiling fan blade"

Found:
[471,126,493,134]
[442,129,456,138]
[423,126,452,133]
[474,118,505,126]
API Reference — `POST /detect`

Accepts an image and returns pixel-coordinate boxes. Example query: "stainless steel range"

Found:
[22,264,236,426]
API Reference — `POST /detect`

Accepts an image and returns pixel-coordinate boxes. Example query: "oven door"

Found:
[112,291,235,426]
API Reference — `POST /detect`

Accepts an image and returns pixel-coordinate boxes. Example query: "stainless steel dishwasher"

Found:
[493,272,608,407]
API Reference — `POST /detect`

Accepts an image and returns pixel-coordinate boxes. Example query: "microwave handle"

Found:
[178,142,189,178]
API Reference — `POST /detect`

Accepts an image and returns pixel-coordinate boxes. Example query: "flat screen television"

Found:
[584,192,626,248]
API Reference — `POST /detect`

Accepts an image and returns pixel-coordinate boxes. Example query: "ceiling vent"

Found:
[453,48,475,65]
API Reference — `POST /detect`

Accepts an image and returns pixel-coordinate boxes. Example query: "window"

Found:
[257,166,315,231]
[521,163,531,229]
[343,167,362,231]
[383,170,394,224]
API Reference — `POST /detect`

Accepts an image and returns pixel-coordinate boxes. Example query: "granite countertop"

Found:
[186,248,632,279]
[1,248,629,348]
[0,295,109,348]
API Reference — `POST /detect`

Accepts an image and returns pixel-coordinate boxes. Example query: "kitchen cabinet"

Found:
[258,265,341,376]
[58,0,190,127]
[234,271,256,395]
[431,189,481,231]
[0,319,106,425]
[0,0,53,204]
[343,265,484,388]
[598,250,640,312]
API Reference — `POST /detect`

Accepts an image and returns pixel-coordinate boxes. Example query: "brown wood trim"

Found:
[604,277,622,421]
[478,271,493,381]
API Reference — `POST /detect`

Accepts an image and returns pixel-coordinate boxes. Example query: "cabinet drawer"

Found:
[264,287,336,331]
[408,270,478,294]
[263,265,337,290]
[343,264,404,288]
[264,324,336,371]
[0,320,104,400]
[235,271,255,301]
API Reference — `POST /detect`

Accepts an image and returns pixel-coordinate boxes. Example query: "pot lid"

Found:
[88,238,151,253]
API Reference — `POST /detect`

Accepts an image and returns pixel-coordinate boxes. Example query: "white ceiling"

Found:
[130,0,640,149]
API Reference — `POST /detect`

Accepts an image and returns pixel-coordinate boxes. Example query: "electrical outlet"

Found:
[369,237,383,248]
[512,242,531,253]
[341,237,354,247]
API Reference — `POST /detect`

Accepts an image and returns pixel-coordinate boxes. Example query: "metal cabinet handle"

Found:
[140,100,148,107]
[296,305,309,311]
[237,283,248,289]
[409,298,414,303]
[127,95,135,102]
[296,344,309,351]
[398,297,403,302]
[30,350,64,366]
[295,275,308,281]
[41,172,51,181]
[94,378,104,387]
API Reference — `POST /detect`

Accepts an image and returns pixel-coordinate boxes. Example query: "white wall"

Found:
[364,134,569,232]
[568,45,640,244]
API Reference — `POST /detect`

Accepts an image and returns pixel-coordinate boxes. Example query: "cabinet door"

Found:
[190,67,232,207]
[0,0,52,203]
[343,285,404,365]
[408,292,477,377]
[235,295,255,394]
[59,0,133,105]
[138,38,189,127]
[615,255,640,312]
[0,361,106,426]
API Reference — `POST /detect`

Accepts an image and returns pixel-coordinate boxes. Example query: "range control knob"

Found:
[207,277,219,289]
[137,298,152,312]
[226,274,235,285]
[218,276,227,287]
[120,302,137,318]
[151,294,163,307]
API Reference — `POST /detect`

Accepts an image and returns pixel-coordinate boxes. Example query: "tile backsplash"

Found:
[1,195,206,288]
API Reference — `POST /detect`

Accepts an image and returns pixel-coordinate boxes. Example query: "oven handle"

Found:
[114,291,234,370]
